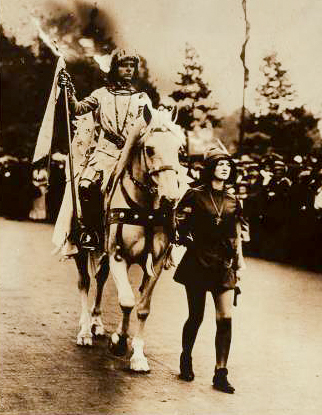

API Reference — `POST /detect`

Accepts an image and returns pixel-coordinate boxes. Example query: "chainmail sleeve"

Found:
[69,89,101,116]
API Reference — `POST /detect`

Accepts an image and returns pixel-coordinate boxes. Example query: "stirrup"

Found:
[79,230,99,251]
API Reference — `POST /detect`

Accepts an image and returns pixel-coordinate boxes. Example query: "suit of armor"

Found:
[53,50,152,253]
[69,86,152,247]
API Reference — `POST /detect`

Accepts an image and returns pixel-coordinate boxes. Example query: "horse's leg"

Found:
[108,256,135,356]
[74,251,93,346]
[130,254,164,372]
[91,254,110,336]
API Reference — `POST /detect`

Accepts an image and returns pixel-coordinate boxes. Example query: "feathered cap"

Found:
[112,49,140,64]
[204,139,232,166]
[93,48,140,74]
[201,139,237,183]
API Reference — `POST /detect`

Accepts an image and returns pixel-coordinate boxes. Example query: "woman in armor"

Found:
[53,50,153,254]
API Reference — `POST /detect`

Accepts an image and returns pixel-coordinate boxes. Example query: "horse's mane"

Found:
[138,108,186,147]
[123,108,186,176]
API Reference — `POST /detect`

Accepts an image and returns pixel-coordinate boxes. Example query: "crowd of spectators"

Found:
[0,152,66,223]
[1,150,322,270]
[188,152,322,271]
[232,153,322,270]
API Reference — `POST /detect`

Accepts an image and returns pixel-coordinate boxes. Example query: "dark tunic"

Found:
[174,185,244,292]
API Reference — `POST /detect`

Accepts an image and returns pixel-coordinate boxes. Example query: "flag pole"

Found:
[239,0,250,152]
[63,87,79,238]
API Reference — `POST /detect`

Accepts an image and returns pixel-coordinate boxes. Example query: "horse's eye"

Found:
[146,146,155,157]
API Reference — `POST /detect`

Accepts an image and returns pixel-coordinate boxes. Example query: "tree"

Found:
[169,44,221,132]
[0,25,55,158]
[244,53,321,156]
[47,8,159,105]
[256,52,296,115]
[0,6,161,159]
[244,106,320,157]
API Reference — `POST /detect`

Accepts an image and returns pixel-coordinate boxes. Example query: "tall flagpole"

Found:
[239,0,250,151]
[63,87,79,234]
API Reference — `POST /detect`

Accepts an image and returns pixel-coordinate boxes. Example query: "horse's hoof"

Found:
[130,355,150,373]
[91,315,106,337]
[92,324,105,337]
[77,333,93,346]
[108,333,128,356]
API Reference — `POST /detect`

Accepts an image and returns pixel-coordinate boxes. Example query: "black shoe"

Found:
[212,368,235,394]
[179,352,195,381]
[79,230,99,250]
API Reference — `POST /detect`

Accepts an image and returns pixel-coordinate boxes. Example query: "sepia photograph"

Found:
[1,0,322,414]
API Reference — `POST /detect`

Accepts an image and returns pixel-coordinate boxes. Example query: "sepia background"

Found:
[1,1,322,414]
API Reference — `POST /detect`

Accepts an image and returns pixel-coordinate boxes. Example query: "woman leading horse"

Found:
[174,143,246,393]
[73,108,185,372]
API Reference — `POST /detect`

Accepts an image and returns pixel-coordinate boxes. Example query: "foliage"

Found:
[0,7,160,159]
[256,52,296,114]
[244,106,320,156]
[0,26,55,158]
[244,53,321,157]
[169,44,221,132]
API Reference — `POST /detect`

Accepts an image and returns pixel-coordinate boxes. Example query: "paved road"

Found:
[1,217,322,415]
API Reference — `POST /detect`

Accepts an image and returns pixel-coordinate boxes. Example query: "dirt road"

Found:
[1,217,321,414]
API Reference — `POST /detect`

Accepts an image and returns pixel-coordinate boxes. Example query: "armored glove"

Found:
[175,230,194,247]
[58,69,76,98]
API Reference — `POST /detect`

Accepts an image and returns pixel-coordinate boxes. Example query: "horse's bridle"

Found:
[109,131,180,261]
[126,137,179,194]
[142,139,179,187]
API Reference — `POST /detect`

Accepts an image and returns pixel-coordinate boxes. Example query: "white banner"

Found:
[33,56,66,163]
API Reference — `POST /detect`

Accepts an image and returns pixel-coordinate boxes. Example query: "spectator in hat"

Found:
[29,168,49,220]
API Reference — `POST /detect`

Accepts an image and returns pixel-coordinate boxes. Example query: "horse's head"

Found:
[140,109,185,208]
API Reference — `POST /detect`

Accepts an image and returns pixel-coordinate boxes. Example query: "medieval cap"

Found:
[203,139,232,167]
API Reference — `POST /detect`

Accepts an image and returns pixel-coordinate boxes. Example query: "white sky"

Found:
[1,0,322,118]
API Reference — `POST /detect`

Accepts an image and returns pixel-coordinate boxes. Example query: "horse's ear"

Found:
[171,106,178,123]
[143,105,152,125]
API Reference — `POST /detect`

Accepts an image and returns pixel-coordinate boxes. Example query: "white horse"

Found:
[74,108,185,372]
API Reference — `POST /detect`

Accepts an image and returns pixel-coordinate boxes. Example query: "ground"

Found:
[0,217,322,415]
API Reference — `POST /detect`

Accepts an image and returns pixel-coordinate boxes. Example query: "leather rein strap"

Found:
[107,137,176,262]
[108,176,169,227]
[107,171,170,263]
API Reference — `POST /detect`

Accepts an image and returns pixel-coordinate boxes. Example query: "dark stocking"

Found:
[182,285,207,356]
[215,317,232,368]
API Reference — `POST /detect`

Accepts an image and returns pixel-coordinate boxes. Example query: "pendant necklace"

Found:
[209,190,225,225]
[114,93,132,136]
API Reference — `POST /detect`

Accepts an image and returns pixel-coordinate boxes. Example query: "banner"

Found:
[33,56,66,163]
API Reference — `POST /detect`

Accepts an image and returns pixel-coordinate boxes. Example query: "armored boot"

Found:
[78,177,104,250]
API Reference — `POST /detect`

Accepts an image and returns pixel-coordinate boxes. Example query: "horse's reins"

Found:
[108,136,178,263]
[142,140,178,185]
[125,140,178,194]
